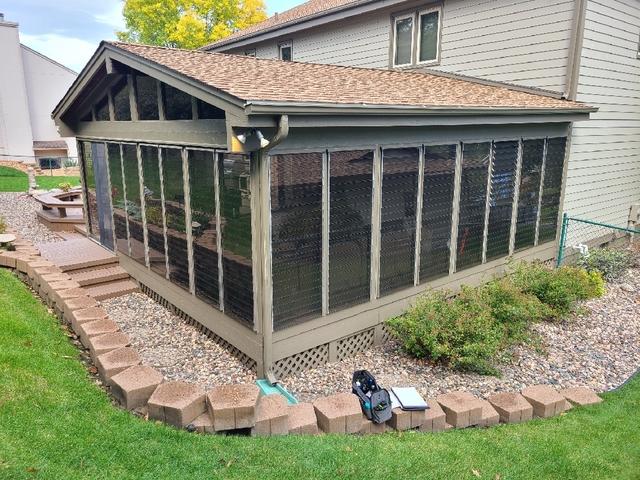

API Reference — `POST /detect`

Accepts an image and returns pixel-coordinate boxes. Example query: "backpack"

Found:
[352,370,393,424]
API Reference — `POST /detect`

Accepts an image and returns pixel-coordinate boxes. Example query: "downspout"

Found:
[257,114,289,382]
[564,0,587,101]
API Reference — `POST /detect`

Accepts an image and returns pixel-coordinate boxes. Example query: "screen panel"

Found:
[122,144,145,265]
[271,152,323,330]
[107,143,129,255]
[162,83,192,120]
[380,147,419,295]
[161,147,190,289]
[329,150,374,312]
[420,144,456,281]
[94,96,110,121]
[111,77,131,121]
[485,141,518,261]
[514,138,545,250]
[219,153,253,326]
[456,142,491,270]
[189,149,219,306]
[538,137,567,243]
[81,141,98,239]
[141,145,167,276]
[135,75,159,120]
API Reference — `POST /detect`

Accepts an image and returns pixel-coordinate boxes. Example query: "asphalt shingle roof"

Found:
[110,42,591,112]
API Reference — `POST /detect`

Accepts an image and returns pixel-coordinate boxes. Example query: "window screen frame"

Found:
[278,41,293,61]
[392,13,416,67]
[417,6,442,65]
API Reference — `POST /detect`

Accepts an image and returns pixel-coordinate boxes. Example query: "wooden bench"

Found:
[34,189,83,218]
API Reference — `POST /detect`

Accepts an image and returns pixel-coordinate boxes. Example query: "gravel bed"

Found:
[280,267,640,403]
[102,292,256,389]
[0,192,62,245]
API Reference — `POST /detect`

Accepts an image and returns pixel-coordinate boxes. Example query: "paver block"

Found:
[207,383,261,431]
[15,255,39,273]
[148,381,206,428]
[313,392,362,434]
[69,306,109,332]
[521,385,565,418]
[359,415,388,435]
[53,287,86,309]
[288,402,319,435]
[419,399,447,433]
[26,260,55,279]
[477,400,500,427]
[252,394,289,436]
[88,331,131,360]
[0,251,26,269]
[388,408,425,430]
[78,318,119,347]
[63,296,98,318]
[95,347,141,385]
[436,391,483,428]
[559,387,602,407]
[190,412,214,433]
[110,365,163,410]
[487,392,534,423]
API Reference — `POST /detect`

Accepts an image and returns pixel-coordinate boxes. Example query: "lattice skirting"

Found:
[139,283,257,372]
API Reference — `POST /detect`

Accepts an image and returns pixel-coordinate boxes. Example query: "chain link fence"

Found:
[556,212,640,266]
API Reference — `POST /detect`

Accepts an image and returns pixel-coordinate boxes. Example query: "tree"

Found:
[117,0,268,49]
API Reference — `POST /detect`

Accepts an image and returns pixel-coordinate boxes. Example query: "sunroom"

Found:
[53,41,595,378]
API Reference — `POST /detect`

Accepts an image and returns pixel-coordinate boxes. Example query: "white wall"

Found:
[0,20,34,159]
[564,0,640,237]
[21,46,78,158]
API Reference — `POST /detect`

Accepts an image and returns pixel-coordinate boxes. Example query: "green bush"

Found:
[578,248,635,281]
[0,216,6,234]
[387,289,502,375]
[510,261,604,320]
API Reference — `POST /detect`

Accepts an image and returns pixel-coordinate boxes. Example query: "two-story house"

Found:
[204,0,640,246]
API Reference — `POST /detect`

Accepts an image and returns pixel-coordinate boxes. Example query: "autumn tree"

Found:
[117,0,268,49]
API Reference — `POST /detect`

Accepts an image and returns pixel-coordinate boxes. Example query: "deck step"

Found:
[85,279,139,301]
[70,265,130,286]
[39,238,118,271]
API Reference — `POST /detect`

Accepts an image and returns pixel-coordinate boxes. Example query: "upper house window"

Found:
[279,41,293,61]
[393,6,441,67]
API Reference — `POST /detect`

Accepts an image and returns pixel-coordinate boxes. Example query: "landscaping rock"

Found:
[77,318,119,348]
[359,416,388,434]
[53,287,86,309]
[88,332,131,360]
[521,385,566,418]
[110,365,163,410]
[207,383,261,431]
[26,260,55,279]
[388,408,426,431]
[148,381,206,428]
[190,412,214,433]
[252,394,289,436]
[15,255,39,273]
[287,402,319,435]
[0,251,32,269]
[559,387,603,406]
[419,399,447,433]
[313,392,362,434]
[436,391,483,428]
[487,392,534,423]
[63,296,98,319]
[95,347,141,385]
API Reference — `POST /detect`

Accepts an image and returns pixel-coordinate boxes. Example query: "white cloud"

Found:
[20,33,99,73]
[93,0,125,31]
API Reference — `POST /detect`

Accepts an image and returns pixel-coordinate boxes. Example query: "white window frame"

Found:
[417,6,442,65]
[392,13,415,67]
[278,41,293,61]
[244,49,256,57]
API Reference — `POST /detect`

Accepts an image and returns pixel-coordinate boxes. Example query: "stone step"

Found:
[85,279,139,301]
[70,265,130,286]
[39,238,119,271]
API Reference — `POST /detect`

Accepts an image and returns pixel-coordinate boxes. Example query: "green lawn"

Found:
[0,166,28,192]
[0,268,638,480]
[0,165,80,192]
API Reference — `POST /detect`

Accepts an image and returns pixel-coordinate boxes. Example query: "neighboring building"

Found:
[204,0,640,239]
[53,41,593,376]
[0,13,78,164]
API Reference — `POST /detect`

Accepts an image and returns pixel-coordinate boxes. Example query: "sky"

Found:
[2,0,302,72]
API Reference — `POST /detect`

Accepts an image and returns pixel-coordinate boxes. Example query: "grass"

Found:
[0,268,639,479]
[0,166,28,192]
[0,165,80,192]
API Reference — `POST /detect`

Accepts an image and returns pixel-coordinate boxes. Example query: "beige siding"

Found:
[564,0,640,240]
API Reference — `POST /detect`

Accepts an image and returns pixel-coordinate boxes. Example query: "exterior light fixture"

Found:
[256,130,270,148]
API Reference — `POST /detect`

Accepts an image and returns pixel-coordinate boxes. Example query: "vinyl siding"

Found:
[564,0,640,240]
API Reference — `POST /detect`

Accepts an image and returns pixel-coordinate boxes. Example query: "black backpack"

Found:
[352,370,393,424]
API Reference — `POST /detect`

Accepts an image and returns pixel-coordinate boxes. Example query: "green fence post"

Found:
[556,213,569,267]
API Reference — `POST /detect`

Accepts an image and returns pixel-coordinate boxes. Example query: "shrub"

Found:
[0,216,6,234]
[58,182,73,192]
[578,248,634,282]
[510,261,604,320]
[386,289,502,374]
